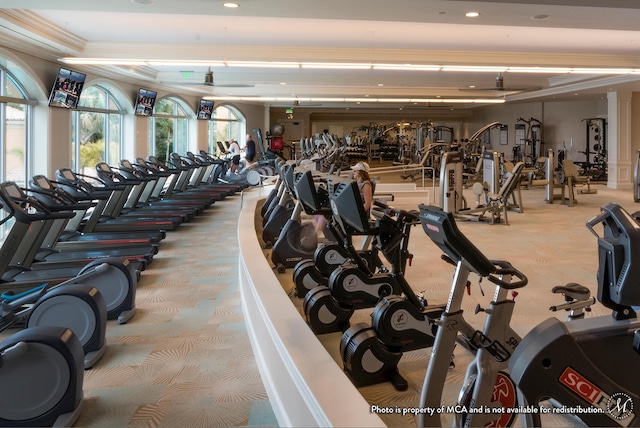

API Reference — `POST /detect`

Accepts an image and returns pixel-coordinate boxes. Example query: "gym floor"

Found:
[1,194,278,427]
[269,176,635,427]
[1,174,634,427]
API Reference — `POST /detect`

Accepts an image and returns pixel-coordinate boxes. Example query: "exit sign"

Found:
[179,71,194,79]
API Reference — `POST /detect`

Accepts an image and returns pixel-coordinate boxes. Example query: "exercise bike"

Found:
[417,203,638,427]
[340,208,444,391]
[0,326,84,427]
[303,175,412,335]
[509,202,640,427]
[292,172,391,298]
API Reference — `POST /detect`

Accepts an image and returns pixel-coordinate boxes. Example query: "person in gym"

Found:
[315,161,373,236]
[227,139,241,174]
[243,133,257,165]
[351,161,373,214]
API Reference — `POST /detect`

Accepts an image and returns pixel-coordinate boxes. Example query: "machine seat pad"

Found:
[552,283,590,296]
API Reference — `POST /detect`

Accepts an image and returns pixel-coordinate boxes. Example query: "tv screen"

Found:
[197,99,214,120]
[134,88,157,117]
[48,67,86,109]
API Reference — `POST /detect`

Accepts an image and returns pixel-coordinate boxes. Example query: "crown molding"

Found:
[0,10,86,55]
[79,42,640,68]
[506,74,640,102]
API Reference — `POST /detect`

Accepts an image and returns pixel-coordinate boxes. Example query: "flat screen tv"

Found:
[134,88,157,117]
[197,99,214,120]
[48,67,86,109]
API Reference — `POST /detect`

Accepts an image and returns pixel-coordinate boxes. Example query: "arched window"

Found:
[209,104,245,155]
[150,97,189,162]
[0,67,33,187]
[72,85,124,175]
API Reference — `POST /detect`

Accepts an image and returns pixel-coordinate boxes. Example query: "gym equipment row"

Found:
[264,160,638,426]
[0,150,263,426]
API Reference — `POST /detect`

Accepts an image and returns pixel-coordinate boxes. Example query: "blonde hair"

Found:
[355,169,370,183]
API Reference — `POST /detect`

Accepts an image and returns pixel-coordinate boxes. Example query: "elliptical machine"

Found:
[262,161,296,248]
[270,168,320,273]
[0,326,85,427]
[0,276,107,369]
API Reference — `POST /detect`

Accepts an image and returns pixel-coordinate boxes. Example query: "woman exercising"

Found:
[351,161,373,214]
[315,161,372,236]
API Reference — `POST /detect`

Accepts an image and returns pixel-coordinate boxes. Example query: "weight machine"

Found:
[514,117,543,166]
[578,118,607,181]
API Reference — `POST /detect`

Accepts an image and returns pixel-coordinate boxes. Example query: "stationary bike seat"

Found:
[551,283,590,299]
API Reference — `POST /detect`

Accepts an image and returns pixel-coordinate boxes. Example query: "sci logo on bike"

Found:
[560,367,636,425]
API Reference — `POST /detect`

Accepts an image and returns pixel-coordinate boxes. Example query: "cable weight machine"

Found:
[577,118,607,181]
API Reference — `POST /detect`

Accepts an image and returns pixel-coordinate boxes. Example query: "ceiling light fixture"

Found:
[131,0,154,4]
[58,58,640,76]
[532,14,550,20]
[465,12,480,18]
[201,96,505,104]
[223,2,239,8]
[227,61,300,68]
[301,62,372,70]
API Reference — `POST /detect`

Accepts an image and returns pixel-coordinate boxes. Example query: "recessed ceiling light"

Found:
[469,85,476,88]
[131,0,154,4]
[532,14,550,20]
[377,83,384,87]
[280,82,286,85]
[465,12,480,18]
[224,2,239,8]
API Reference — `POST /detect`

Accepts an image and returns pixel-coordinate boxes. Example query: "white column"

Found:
[607,91,633,189]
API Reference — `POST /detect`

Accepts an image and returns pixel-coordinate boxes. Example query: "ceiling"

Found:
[2,0,640,111]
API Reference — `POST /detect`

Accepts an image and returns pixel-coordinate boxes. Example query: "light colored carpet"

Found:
[1,194,278,428]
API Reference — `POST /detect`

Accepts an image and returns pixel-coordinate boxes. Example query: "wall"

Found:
[475,99,607,162]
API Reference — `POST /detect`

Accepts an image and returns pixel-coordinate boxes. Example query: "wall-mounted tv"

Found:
[197,99,214,120]
[134,88,157,117]
[48,67,86,109]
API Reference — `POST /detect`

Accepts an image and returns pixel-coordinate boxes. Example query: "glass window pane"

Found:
[108,113,121,165]
[154,117,172,162]
[175,118,188,154]
[5,77,26,99]
[5,102,26,186]
[79,86,106,109]
[79,111,106,175]
[155,99,173,115]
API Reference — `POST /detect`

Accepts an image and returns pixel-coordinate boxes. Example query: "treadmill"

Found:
[0,181,135,293]
[99,161,208,219]
[8,182,156,270]
[54,168,182,233]
[30,174,165,246]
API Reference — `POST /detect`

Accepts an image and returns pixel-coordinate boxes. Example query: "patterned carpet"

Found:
[2,193,278,427]
[2,175,637,427]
